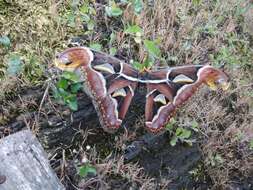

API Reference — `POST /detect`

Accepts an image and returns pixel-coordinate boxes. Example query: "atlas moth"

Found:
[54,47,230,134]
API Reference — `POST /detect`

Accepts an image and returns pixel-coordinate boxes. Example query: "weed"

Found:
[108,32,117,55]
[0,35,11,47]
[79,164,97,178]
[6,54,22,76]
[105,1,123,17]
[53,72,83,111]
[206,153,224,167]
[124,24,143,43]
[166,119,199,146]
[89,43,102,51]
[250,139,253,150]
[123,24,162,70]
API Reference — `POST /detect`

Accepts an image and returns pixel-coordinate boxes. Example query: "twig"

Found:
[37,83,50,121]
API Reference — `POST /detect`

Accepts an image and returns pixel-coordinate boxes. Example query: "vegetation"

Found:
[0,0,252,189]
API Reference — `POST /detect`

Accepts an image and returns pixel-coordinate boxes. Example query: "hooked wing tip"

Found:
[200,66,230,91]
[54,47,94,71]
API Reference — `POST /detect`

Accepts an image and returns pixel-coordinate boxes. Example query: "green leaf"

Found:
[250,139,253,150]
[0,35,11,46]
[71,0,80,9]
[236,3,253,15]
[87,21,95,30]
[53,87,68,103]
[120,0,129,3]
[132,60,144,70]
[132,0,143,14]
[7,54,22,76]
[165,118,176,132]
[144,40,161,58]
[89,43,102,51]
[66,95,78,111]
[175,127,183,136]
[191,120,199,132]
[170,136,178,146]
[66,12,76,28]
[67,100,78,111]
[143,56,154,69]
[183,139,195,146]
[80,4,89,14]
[57,78,68,90]
[79,164,97,178]
[71,83,82,93]
[62,71,80,82]
[52,88,61,100]
[124,25,143,34]
[81,14,90,22]
[176,127,191,139]
[109,32,116,45]
[105,5,123,17]
[192,0,201,6]
[58,88,69,99]
[109,47,117,56]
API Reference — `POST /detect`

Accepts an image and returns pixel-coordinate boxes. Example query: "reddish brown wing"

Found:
[88,50,138,133]
[55,47,139,133]
[144,65,229,133]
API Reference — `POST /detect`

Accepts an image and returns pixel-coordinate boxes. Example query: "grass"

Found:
[1,0,253,189]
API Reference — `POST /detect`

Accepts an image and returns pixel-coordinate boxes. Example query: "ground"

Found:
[0,0,253,190]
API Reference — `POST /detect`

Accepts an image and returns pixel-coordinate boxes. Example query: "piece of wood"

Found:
[0,130,65,190]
